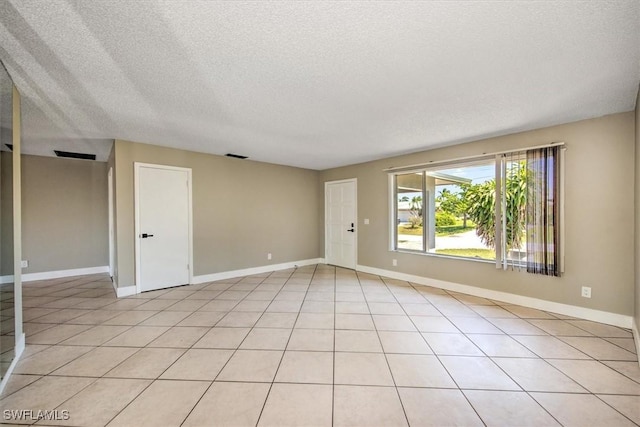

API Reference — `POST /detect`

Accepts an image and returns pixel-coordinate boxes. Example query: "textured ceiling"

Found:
[0,1,638,168]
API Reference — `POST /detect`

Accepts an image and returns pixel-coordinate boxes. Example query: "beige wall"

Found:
[113,140,321,288]
[21,154,108,274]
[320,112,635,316]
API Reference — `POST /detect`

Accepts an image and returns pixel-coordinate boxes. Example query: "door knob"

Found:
[140,233,154,238]
[347,228,355,232]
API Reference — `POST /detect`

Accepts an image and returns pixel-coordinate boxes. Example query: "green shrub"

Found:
[435,211,456,227]
[462,164,526,249]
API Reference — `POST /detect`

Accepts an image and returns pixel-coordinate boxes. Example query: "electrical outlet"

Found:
[267,253,272,260]
[581,286,592,298]
[392,259,397,267]
[21,260,28,268]
[364,218,370,225]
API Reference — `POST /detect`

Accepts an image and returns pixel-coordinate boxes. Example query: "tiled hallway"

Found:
[1,264,639,426]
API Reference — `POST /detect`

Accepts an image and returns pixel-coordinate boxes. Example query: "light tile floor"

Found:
[2,264,639,426]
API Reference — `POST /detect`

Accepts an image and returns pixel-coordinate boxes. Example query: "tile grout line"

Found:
[330,266,349,427]
[389,276,491,426]
[19,275,146,426]
[253,264,318,427]
[103,273,270,427]
[67,275,237,426]
[174,272,290,426]
[25,277,154,427]
[402,279,597,426]
[429,283,578,425]
[356,271,413,427]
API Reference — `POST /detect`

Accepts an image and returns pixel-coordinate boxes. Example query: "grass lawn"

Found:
[398,223,475,237]
[435,225,475,236]
[398,225,423,236]
[435,248,495,260]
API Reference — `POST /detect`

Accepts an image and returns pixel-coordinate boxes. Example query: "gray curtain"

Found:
[526,146,560,276]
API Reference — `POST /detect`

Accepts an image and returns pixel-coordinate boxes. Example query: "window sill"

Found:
[391,248,494,264]
[391,248,502,265]
[390,248,529,271]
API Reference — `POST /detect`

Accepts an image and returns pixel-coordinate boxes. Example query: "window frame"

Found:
[393,170,428,253]
[390,157,499,263]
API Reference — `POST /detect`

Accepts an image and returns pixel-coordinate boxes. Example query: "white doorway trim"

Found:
[324,178,357,269]
[108,167,115,279]
[134,162,193,294]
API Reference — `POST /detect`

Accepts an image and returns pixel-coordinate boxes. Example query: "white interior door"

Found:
[325,179,357,269]
[136,164,191,293]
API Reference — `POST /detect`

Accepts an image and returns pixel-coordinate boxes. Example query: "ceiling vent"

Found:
[225,153,248,159]
[54,150,96,160]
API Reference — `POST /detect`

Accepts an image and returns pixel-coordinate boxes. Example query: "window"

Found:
[394,159,498,260]
[395,172,425,251]
[391,145,562,276]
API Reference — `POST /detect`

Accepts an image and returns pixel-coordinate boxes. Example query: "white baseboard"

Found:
[193,258,324,285]
[0,333,25,395]
[356,264,633,329]
[0,275,14,285]
[115,285,136,298]
[114,258,324,298]
[18,266,109,283]
[110,276,136,298]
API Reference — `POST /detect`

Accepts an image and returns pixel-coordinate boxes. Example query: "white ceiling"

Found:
[0,1,638,169]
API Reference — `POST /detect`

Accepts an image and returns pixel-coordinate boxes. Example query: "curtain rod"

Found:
[383,141,565,172]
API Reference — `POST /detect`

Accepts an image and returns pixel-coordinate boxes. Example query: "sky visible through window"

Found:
[436,164,494,195]
[396,164,494,204]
